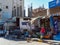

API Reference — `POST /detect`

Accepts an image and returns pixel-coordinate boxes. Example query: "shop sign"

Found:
[49,0,60,8]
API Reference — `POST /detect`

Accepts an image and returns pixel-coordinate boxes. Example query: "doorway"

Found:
[16,18,19,27]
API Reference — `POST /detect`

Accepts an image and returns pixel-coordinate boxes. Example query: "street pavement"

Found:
[0,36,60,45]
[0,37,49,45]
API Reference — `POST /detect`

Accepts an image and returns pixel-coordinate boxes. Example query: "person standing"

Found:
[40,26,45,39]
[26,30,31,42]
[4,22,9,38]
[5,30,9,38]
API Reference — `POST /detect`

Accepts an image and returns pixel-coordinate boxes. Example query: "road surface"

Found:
[0,37,49,45]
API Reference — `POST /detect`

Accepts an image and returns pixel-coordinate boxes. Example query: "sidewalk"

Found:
[0,38,50,45]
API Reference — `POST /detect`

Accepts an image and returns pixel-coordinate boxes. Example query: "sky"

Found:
[24,0,53,9]
[24,0,53,16]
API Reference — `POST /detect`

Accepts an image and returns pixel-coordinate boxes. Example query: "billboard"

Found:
[49,0,60,8]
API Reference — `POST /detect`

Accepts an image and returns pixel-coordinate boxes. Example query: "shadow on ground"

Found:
[2,35,26,41]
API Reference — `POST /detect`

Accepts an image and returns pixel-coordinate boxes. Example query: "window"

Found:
[12,9,16,17]
[6,6,8,9]
[14,6,15,8]
[20,6,22,17]
[17,7,19,17]
[0,8,2,12]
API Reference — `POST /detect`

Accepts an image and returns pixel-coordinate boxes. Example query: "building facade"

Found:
[0,0,13,21]
[0,0,24,21]
[12,0,24,18]
[32,7,47,27]
[28,5,32,18]
[49,0,60,32]
[32,7,47,18]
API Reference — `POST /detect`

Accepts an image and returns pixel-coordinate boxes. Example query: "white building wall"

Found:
[0,0,13,21]
[19,0,24,18]
[0,0,24,21]
[0,0,3,19]
[12,0,24,18]
[0,3,2,19]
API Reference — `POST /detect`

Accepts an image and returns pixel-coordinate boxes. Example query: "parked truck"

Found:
[20,18,30,31]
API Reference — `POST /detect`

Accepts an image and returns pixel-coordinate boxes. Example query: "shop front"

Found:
[49,15,60,34]
[40,18,50,31]
[53,16,60,33]
[40,17,51,39]
[50,16,60,40]
[49,0,60,40]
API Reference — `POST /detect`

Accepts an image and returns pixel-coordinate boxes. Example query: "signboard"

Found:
[49,0,60,8]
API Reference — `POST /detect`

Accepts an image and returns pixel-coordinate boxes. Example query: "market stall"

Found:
[40,17,51,39]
